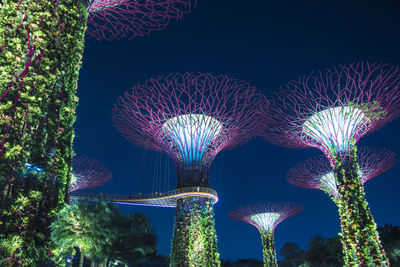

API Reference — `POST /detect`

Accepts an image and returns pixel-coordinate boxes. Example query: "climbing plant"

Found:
[0,0,88,264]
[170,197,220,267]
[260,230,278,267]
[334,148,389,266]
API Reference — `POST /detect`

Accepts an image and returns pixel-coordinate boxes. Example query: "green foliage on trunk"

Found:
[260,230,277,267]
[334,148,389,266]
[170,197,220,267]
[0,0,88,264]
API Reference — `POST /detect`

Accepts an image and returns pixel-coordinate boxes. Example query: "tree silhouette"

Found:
[378,224,400,265]
[51,200,112,267]
[279,243,304,267]
[51,200,156,266]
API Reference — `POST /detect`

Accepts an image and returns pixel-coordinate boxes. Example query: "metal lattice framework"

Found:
[286,147,397,198]
[113,72,268,186]
[229,202,302,233]
[264,62,400,164]
[86,0,196,40]
[70,156,112,192]
[113,72,267,266]
[229,202,301,267]
[263,62,400,266]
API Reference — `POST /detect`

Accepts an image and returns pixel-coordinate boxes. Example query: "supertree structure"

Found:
[286,147,397,200]
[70,156,112,192]
[113,72,268,267]
[263,62,400,266]
[0,1,195,263]
[87,0,195,40]
[229,202,302,267]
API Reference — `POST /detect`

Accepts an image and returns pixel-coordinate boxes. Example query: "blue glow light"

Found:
[249,212,281,232]
[318,172,339,197]
[302,106,367,153]
[22,163,44,174]
[20,163,57,182]
[319,169,364,198]
[162,114,223,164]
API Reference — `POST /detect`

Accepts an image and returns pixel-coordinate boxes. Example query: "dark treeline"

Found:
[50,200,158,267]
[220,224,400,267]
[279,224,400,267]
[13,197,398,267]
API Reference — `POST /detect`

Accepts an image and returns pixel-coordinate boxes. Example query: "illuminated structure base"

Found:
[334,149,388,266]
[71,187,218,208]
[170,197,220,267]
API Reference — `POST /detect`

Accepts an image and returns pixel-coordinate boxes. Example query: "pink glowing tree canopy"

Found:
[113,72,268,171]
[228,202,302,233]
[86,0,196,40]
[70,156,112,192]
[286,147,397,198]
[263,63,400,163]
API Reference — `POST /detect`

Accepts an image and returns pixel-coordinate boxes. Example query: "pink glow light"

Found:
[229,202,302,233]
[286,147,397,198]
[71,156,112,192]
[263,63,400,164]
[113,72,268,173]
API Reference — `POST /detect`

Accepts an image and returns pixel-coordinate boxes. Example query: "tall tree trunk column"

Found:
[0,0,88,263]
[334,149,389,266]
[260,230,277,267]
[170,197,220,267]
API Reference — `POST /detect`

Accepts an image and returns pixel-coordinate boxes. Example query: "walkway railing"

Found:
[71,187,219,208]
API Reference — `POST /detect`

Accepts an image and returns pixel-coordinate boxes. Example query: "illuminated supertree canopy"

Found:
[264,62,400,163]
[229,202,302,267]
[70,156,112,192]
[262,62,400,266]
[86,0,196,40]
[113,72,268,267]
[286,147,397,199]
[113,72,267,188]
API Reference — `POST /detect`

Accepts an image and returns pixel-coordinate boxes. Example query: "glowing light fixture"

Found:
[162,114,223,164]
[302,106,366,152]
[318,169,363,198]
[249,212,281,232]
[287,147,397,199]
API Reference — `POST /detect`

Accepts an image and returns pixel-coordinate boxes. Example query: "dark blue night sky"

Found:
[74,0,400,261]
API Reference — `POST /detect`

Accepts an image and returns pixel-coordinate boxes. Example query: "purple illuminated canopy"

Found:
[112,72,268,171]
[286,147,397,198]
[86,0,196,40]
[70,156,112,192]
[229,202,302,233]
[263,62,400,163]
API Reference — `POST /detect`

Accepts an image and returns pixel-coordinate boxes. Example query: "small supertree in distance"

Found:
[113,72,268,267]
[0,1,195,263]
[263,62,400,266]
[70,156,112,192]
[229,202,302,267]
[286,147,397,201]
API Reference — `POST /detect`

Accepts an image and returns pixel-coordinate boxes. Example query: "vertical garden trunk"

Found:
[0,0,88,264]
[260,230,277,267]
[334,149,389,266]
[170,197,220,267]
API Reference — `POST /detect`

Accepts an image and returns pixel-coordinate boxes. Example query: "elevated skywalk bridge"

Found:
[71,187,218,208]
